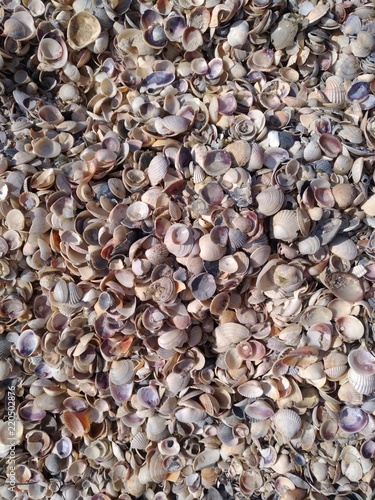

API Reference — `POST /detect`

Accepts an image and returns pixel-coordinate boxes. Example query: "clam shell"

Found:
[330,236,357,261]
[227,20,249,48]
[224,140,251,167]
[16,329,39,357]
[256,186,284,216]
[271,19,297,50]
[303,141,322,162]
[109,359,134,385]
[190,273,216,301]
[67,12,101,50]
[199,234,226,262]
[362,194,375,217]
[348,348,375,376]
[193,449,221,471]
[336,315,364,342]
[32,137,62,158]
[339,406,369,433]
[332,183,357,209]
[175,407,206,423]
[272,210,299,242]
[273,409,302,439]
[318,134,342,158]
[326,271,364,302]
[237,381,263,398]
[201,150,231,176]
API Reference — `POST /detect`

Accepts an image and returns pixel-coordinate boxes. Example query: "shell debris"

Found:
[1,0,375,498]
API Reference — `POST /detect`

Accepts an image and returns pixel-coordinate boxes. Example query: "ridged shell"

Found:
[256,186,284,216]
[348,370,375,396]
[145,244,169,265]
[324,76,345,104]
[147,155,168,186]
[224,140,251,167]
[214,323,250,353]
[109,359,134,385]
[298,235,320,255]
[272,210,299,242]
[348,348,375,376]
[273,409,302,439]
[237,381,264,398]
[271,19,298,50]
[131,432,149,450]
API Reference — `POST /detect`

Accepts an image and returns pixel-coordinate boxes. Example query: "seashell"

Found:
[256,186,284,216]
[137,386,160,408]
[199,234,226,262]
[109,359,134,385]
[32,137,62,158]
[303,141,322,162]
[227,20,249,48]
[332,183,357,209]
[201,150,231,176]
[325,272,364,302]
[16,329,39,357]
[298,235,320,256]
[273,409,302,439]
[224,141,251,167]
[145,244,169,265]
[343,14,362,35]
[190,273,216,301]
[200,182,224,205]
[237,381,263,398]
[141,71,175,90]
[324,76,345,104]
[361,440,375,459]
[339,406,368,433]
[248,143,264,171]
[336,315,364,342]
[361,194,375,217]
[214,323,250,353]
[346,81,370,103]
[182,27,203,51]
[67,12,101,50]
[271,19,298,50]
[158,437,180,456]
[348,348,375,376]
[348,369,375,396]
[263,147,289,169]
[330,236,357,261]
[147,155,168,186]
[175,407,206,423]
[193,449,221,471]
[318,134,342,158]
[54,437,72,459]
[272,210,299,242]
[144,26,168,48]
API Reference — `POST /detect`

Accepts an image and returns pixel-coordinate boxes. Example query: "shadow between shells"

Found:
[1,0,375,498]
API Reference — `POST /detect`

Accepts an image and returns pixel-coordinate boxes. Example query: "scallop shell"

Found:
[214,323,250,353]
[273,409,302,439]
[237,381,263,398]
[272,210,299,242]
[348,348,375,376]
[348,370,375,396]
[256,186,284,216]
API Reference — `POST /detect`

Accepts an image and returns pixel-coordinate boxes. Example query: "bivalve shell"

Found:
[272,210,299,242]
[256,186,284,216]
[273,409,302,439]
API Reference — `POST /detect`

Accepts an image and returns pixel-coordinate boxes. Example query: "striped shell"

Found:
[147,155,168,186]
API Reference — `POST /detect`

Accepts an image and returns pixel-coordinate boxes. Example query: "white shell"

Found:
[272,210,299,242]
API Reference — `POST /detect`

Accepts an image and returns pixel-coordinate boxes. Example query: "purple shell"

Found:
[339,406,368,433]
[141,71,175,90]
[346,81,370,103]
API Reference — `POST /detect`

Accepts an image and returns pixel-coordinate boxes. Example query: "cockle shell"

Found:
[147,155,168,186]
[273,409,302,439]
[332,183,357,209]
[272,210,299,242]
[324,76,345,104]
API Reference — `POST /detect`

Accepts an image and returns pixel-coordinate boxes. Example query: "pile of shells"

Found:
[1,0,375,498]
